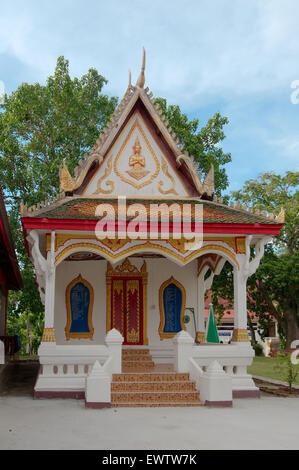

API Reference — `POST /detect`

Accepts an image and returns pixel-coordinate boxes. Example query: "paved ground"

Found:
[0,395,298,450]
[0,361,39,396]
[0,360,298,450]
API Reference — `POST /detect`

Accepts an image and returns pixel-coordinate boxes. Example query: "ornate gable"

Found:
[59,50,214,199]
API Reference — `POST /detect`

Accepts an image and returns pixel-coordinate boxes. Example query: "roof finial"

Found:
[128,69,132,88]
[136,47,146,88]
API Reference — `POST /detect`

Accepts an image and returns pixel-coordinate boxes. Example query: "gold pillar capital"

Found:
[195,331,206,343]
[41,327,56,342]
[231,328,250,342]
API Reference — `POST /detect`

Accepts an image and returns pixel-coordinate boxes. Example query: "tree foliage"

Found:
[212,171,299,348]
[0,56,117,207]
[154,98,232,195]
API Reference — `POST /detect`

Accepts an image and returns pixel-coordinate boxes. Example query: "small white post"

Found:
[200,360,232,407]
[105,328,124,374]
[173,330,194,372]
[85,360,111,408]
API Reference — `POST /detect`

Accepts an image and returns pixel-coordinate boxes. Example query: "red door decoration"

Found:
[106,259,148,345]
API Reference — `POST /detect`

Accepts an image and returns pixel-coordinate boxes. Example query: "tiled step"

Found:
[122,362,155,371]
[113,372,190,382]
[122,349,150,356]
[112,381,196,392]
[122,355,154,362]
[122,348,155,371]
[111,391,200,404]
[113,402,204,408]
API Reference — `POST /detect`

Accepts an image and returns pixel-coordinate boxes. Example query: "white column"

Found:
[41,231,56,343]
[232,236,271,343]
[233,267,248,327]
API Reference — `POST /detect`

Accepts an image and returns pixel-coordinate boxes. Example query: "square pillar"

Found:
[232,266,249,342]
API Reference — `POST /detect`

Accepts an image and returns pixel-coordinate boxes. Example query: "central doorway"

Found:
[106,259,148,345]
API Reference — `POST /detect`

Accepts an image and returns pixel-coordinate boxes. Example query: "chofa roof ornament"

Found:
[136,47,146,89]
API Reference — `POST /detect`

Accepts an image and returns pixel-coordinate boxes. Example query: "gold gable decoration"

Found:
[113,117,160,190]
[59,159,75,192]
[126,136,150,180]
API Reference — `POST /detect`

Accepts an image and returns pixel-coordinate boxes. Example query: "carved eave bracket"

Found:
[242,235,272,280]
[27,230,55,305]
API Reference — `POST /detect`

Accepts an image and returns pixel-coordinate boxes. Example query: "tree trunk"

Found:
[284,299,299,349]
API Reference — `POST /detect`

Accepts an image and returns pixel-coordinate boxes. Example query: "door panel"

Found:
[111,277,143,345]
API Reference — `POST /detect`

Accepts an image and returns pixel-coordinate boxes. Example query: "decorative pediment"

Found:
[56,50,212,199]
[81,111,190,197]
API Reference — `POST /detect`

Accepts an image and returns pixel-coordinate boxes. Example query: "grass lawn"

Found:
[248,356,299,385]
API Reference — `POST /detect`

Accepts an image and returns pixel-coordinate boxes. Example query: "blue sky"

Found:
[0,0,298,194]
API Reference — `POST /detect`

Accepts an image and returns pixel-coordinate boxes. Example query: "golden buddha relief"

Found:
[114,117,160,190]
[126,137,150,181]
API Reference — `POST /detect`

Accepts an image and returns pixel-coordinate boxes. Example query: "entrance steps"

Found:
[122,348,155,372]
[112,349,203,407]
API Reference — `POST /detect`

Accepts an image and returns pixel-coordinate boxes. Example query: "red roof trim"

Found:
[22,217,283,235]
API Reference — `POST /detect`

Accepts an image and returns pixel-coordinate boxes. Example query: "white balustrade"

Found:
[35,328,124,394]
[173,331,259,399]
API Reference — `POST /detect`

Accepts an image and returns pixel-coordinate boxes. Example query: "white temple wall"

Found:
[54,257,197,349]
[54,259,107,345]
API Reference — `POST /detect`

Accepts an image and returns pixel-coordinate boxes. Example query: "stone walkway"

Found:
[0,395,299,450]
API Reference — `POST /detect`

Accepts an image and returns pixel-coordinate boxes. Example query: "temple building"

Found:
[21,51,283,406]
[0,186,23,364]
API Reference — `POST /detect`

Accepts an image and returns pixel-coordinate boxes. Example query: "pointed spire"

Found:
[136,47,146,88]
[128,69,132,88]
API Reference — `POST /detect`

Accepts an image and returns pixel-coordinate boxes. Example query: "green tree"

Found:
[154,98,232,195]
[0,56,118,351]
[212,172,299,349]
[0,56,117,208]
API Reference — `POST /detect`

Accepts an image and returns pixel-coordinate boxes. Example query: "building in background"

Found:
[0,186,23,365]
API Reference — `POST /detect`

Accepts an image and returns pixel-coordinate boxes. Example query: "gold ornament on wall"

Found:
[158,158,178,195]
[93,156,114,194]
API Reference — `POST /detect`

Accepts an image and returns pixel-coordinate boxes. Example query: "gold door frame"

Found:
[106,258,148,345]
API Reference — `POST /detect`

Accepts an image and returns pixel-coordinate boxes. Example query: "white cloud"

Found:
[1,0,299,103]
[0,0,298,191]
